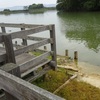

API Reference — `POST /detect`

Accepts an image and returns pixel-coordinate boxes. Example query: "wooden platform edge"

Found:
[0,63,65,100]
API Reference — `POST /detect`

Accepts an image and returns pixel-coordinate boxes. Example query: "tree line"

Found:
[56,0,100,11]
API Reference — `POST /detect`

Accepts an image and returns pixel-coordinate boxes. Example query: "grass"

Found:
[32,67,100,100]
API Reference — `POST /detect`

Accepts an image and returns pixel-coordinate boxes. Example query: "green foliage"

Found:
[57,80,100,100]
[56,0,100,11]
[2,9,11,14]
[32,68,100,100]
[28,3,44,10]
[32,68,68,92]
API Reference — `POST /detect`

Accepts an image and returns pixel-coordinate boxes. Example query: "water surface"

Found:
[0,10,100,66]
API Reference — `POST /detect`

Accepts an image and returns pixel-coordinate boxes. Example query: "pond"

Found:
[0,10,100,66]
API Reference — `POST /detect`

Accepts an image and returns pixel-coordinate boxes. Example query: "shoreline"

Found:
[57,55,100,89]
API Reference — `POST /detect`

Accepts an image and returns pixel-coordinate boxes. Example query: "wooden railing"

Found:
[0,23,59,100]
[0,23,57,69]
[0,63,65,100]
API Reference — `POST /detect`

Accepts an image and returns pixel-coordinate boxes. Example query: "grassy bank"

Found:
[32,67,100,100]
[0,7,56,14]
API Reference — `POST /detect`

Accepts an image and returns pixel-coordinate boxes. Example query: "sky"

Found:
[0,0,57,8]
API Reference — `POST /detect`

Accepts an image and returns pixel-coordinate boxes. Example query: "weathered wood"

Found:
[53,74,77,94]
[1,27,6,33]
[26,36,47,41]
[3,34,16,63]
[0,63,21,100]
[19,51,51,73]
[21,28,27,46]
[0,23,44,28]
[65,50,68,56]
[16,53,35,65]
[0,69,65,100]
[74,51,78,60]
[15,39,51,56]
[11,25,51,39]
[27,66,51,82]
[44,46,47,51]
[0,35,3,43]
[0,47,6,62]
[0,63,21,77]
[21,59,51,77]
[50,25,57,70]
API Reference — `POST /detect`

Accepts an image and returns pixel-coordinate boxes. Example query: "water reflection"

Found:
[57,12,100,52]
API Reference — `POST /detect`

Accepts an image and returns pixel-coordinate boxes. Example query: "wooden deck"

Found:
[0,23,63,100]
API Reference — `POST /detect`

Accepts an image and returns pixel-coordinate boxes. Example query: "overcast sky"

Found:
[0,0,57,8]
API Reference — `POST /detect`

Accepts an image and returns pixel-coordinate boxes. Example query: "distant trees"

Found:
[23,6,28,10]
[28,4,44,10]
[3,9,11,14]
[56,0,100,11]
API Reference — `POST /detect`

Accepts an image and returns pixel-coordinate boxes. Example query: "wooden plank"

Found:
[1,27,6,33]
[0,63,21,100]
[21,28,27,46]
[11,25,51,39]
[16,53,35,65]
[50,25,57,70]
[0,69,65,100]
[19,51,51,73]
[0,63,21,78]
[21,59,51,77]
[0,47,6,62]
[0,23,44,28]
[26,66,51,82]
[3,34,16,63]
[26,36,47,41]
[15,39,51,56]
[53,74,77,94]
[0,35,3,43]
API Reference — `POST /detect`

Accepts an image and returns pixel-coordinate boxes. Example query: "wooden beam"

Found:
[3,34,16,63]
[0,69,65,100]
[50,25,57,70]
[0,63,21,100]
[26,36,47,41]
[0,63,21,77]
[11,25,51,39]
[20,51,51,73]
[0,35,3,43]
[0,23,44,28]
[26,66,51,82]
[1,27,6,33]
[21,59,51,77]
[15,39,51,56]
[21,28,27,46]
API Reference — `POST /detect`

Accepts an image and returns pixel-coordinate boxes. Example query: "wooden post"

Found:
[65,50,68,56]
[50,25,57,70]
[1,27,6,33]
[3,34,16,63]
[74,51,78,60]
[21,28,27,46]
[44,46,47,51]
[0,63,21,100]
[1,27,6,47]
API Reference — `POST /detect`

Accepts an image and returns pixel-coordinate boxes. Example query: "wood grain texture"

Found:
[50,25,57,70]
[0,68,65,100]
[11,25,51,39]
[3,34,16,63]
[0,23,44,28]
[15,39,51,56]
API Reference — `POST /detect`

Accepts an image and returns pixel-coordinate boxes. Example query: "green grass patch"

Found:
[32,68,100,100]
[32,68,68,92]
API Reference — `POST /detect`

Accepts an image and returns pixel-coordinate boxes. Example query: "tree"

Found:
[56,0,100,11]
[28,3,44,10]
